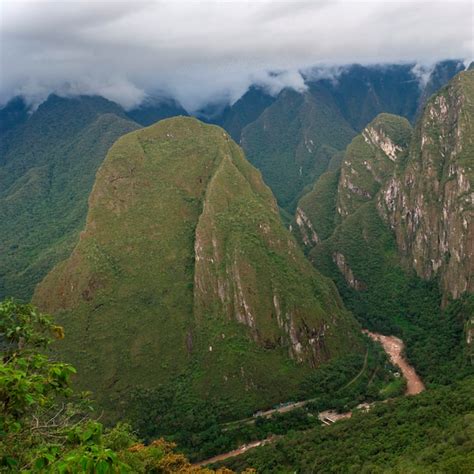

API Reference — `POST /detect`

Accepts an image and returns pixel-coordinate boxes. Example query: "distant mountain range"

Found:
[0,60,465,301]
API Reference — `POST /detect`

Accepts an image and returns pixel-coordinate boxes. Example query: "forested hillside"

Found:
[219,375,474,472]
[0,95,139,301]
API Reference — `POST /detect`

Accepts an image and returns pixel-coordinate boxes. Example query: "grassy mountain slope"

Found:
[0,95,139,301]
[33,117,362,423]
[293,170,340,247]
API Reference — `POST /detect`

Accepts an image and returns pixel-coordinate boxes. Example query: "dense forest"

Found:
[218,375,474,472]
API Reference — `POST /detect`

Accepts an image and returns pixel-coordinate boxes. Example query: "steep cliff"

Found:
[33,117,361,420]
[297,71,473,304]
[295,113,412,253]
[379,70,474,302]
[294,71,473,381]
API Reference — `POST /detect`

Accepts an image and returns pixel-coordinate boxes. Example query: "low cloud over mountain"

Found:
[1,0,472,110]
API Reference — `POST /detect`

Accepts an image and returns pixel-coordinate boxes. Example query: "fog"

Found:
[0,0,472,110]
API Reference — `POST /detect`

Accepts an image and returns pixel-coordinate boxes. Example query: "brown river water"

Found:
[362,330,425,395]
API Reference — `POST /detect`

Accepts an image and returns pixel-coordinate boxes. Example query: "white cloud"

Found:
[0,0,472,110]
[410,63,436,88]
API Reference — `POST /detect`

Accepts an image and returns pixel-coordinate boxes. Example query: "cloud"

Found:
[0,0,472,111]
[410,63,436,88]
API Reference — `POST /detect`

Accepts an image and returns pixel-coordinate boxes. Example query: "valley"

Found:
[196,329,424,467]
[1,54,472,472]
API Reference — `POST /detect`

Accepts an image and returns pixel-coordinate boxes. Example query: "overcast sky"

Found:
[0,0,472,111]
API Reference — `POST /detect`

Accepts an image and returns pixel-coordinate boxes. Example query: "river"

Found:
[362,330,425,395]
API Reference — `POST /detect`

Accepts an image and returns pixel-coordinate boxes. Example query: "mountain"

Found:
[219,86,276,142]
[0,94,139,301]
[294,70,474,383]
[292,111,412,249]
[316,61,464,131]
[33,117,362,422]
[126,96,188,126]
[378,69,473,302]
[241,84,356,211]
[416,60,466,115]
[193,86,275,142]
[240,61,464,211]
[0,96,29,136]
[315,64,421,131]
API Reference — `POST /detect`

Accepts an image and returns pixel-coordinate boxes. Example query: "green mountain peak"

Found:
[33,116,362,420]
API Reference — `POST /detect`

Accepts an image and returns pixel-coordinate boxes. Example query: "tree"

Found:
[0,299,236,473]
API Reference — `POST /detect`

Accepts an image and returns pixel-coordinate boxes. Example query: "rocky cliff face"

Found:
[296,70,473,305]
[378,70,474,302]
[336,114,412,219]
[33,117,361,418]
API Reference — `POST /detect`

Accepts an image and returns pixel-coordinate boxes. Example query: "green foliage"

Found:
[0,299,228,473]
[0,95,139,301]
[219,376,474,472]
[0,299,73,435]
[0,300,97,471]
[0,298,63,350]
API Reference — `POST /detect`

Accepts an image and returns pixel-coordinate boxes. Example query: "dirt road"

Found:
[193,437,275,467]
[363,330,425,395]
